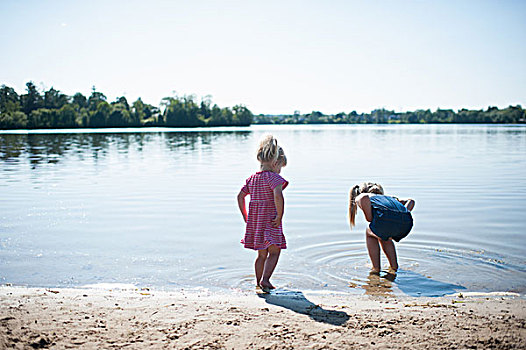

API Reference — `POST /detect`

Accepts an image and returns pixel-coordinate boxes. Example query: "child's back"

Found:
[242,171,288,250]
[237,135,288,292]
[349,182,415,273]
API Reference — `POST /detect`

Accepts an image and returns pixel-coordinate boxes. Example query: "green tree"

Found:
[163,95,204,127]
[72,93,88,109]
[108,102,132,127]
[0,111,27,129]
[132,98,146,125]
[44,87,69,109]
[233,105,253,126]
[20,82,43,115]
[307,111,323,124]
[89,101,110,127]
[88,87,107,111]
[371,109,393,123]
[200,96,212,121]
[58,104,77,128]
[28,108,56,128]
[0,85,21,114]
[207,104,225,126]
[221,108,233,126]
[132,98,159,126]
[78,108,90,127]
[113,96,130,111]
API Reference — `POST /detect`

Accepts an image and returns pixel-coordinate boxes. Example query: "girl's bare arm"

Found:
[355,193,374,222]
[397,198,415,211]
[272,185,284,227]
[237,190,248,222]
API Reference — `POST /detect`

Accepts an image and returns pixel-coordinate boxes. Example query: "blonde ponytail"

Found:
[349,182,384,229]
[349,185,360,228]
[257,135,287,166]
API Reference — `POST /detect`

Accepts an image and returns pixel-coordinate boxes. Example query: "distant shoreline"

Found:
[1,123,525,134]
[2,117,524,131]
[252,106,525,125]
[2,83,524,130]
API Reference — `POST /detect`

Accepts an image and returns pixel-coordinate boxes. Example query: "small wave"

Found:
[446,291,520,297]
[81,283,138,290]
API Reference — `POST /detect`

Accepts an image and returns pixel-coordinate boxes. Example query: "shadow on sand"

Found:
[258,289,350,326]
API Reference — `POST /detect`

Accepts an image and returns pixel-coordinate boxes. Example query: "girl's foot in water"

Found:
[256,283,275,290]
[387,266,398,275]
[257,284,271,293]
[260,279,275,292]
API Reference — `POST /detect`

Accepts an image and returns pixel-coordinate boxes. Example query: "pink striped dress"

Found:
[241,171,288,250]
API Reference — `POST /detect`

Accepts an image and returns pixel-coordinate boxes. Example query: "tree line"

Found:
[1,82,524,130]
[0,82,253,129]
[254,107,525,125]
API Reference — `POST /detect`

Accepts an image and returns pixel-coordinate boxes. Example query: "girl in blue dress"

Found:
[349,182,415,274]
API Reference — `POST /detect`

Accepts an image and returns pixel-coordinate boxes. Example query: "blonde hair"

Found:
[257,135,287,166]
[349,182,384,228]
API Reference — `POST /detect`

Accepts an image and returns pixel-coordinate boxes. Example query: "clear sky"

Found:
[1,0,525,114]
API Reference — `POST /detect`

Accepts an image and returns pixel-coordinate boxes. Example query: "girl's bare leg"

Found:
[255,249,268,286]
[260,245,281,289]
[366,227,381,273]
[379,239,398,271]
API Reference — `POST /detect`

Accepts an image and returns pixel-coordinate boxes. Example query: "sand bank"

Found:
[0,286,524,349]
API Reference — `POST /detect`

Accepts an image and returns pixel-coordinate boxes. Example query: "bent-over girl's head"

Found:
[349,182,384,228]
[257,135,287,167]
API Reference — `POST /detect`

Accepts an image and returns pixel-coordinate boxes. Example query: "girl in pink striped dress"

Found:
[237,135,288,292]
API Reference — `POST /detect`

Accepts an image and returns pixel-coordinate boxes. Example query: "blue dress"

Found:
[369,195,413,242]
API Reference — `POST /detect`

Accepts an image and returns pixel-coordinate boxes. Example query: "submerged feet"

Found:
[370,266,397,282]
[371,266,397,275]
[384,267,397,282]
[259,279,276,292]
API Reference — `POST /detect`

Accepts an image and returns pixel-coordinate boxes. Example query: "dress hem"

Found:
[241,241,287,251]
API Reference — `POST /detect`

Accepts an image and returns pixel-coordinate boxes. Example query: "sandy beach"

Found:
[0,286,524,349]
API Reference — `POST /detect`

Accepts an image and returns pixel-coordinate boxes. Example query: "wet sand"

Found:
[0,286,524,349]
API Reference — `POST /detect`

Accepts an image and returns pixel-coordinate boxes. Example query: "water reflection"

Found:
[355,270,466,297]
[0,131,251,168]
[360,271,395,297]
[0,134,26,161]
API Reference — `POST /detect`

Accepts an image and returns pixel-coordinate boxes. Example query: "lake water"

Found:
[1,124,525,297]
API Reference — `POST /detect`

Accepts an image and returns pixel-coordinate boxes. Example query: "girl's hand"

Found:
[271,216,282,228]
[397,198,416,211]
[237,190,248,222]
